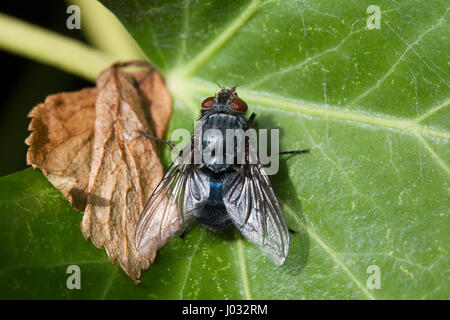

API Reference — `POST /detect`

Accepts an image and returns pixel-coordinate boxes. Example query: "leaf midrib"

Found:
[176,78,450,176]
[171,77,449,140]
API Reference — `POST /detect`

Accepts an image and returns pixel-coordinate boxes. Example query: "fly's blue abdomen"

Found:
[193,170,232,231]
[207,181,223,206]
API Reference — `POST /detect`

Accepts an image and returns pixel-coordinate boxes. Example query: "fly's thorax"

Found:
[199,112,247,172]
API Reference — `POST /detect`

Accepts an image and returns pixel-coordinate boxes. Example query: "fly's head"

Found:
[200,86,248,116]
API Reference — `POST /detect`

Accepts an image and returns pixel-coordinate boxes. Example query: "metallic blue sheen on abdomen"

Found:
[193,170,232,231]
[207,181,223,206]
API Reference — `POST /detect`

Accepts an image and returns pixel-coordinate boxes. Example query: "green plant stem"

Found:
[0,13,116,81]
[69,0,145,60]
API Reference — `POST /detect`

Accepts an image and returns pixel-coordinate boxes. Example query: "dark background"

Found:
[0,2,91,176]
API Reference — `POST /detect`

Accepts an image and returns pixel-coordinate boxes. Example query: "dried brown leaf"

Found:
[133,68,171,140]
[26,62,172,282]
[26,88,97,211]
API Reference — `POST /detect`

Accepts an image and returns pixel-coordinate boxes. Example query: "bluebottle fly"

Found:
[135,87,309,265]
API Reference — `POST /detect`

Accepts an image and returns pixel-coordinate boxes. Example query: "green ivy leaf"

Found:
[1,0,448,299]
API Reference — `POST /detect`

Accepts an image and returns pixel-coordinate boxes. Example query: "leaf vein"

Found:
[415,98,450,124]
[100,267,118,300]
[175,0,262,77]
[282,203,376,300]
[349,9,449,107]
[179,229,204,300]
[415,133,449,175]
[247,19,362,88]
[180,78,450,140]
[236,238,252,300]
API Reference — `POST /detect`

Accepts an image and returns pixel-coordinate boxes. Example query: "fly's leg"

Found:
[246,112,256,129]
[279,149,310,155]
[245,113,309,155]
[137,130,180,154]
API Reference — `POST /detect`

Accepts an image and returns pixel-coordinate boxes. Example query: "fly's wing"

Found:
[135,153,209,261]
[222,164,289,265]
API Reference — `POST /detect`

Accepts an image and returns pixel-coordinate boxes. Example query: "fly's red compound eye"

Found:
[230,98,248,112]
[201,97,215,108]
